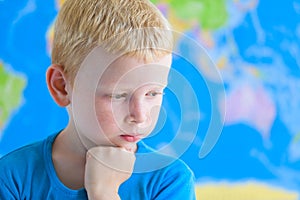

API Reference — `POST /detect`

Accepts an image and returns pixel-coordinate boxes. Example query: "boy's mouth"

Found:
[120,134,142,142]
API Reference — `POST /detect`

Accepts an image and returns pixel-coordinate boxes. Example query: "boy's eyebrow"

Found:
[150,84,167,89]
[97,83,167,91]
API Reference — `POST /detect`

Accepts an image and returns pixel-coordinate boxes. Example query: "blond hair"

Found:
[51,0,173,83]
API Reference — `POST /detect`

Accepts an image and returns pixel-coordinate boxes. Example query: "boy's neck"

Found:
[52,128,87,190]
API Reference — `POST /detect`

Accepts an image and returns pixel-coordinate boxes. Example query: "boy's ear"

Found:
[46,64,71,107]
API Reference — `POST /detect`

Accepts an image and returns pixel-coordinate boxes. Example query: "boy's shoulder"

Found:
[0,133,83,199]
[0,140,43,165]
[0,133,58,195]
[0,133,56,172]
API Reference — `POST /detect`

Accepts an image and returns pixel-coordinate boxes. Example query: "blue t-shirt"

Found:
[0,133,196,199]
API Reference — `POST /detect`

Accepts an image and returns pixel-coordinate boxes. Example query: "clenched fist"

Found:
[84,146,136,200]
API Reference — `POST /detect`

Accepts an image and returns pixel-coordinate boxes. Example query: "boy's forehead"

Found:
[75,46,171,90]
[98,56,171,88]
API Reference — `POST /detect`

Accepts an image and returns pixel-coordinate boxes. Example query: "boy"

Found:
[0,0,196,199]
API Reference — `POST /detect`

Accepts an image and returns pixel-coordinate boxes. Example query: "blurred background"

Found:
[0,0,299,199]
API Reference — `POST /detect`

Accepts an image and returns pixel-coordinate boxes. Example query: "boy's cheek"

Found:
[150,104,163,118]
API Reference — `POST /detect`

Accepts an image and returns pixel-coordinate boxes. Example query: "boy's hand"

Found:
[84,146,136,200]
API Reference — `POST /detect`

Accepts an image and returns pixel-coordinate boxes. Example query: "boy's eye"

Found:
[146,91,164,97]
[110,93,128,100]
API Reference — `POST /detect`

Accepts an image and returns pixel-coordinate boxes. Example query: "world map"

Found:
[0,0,299,199]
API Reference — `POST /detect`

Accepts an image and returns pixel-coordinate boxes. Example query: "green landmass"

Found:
[159,0,228,30]
[150,0,159,4]
[0,62,26,129]
[294,132,300,142]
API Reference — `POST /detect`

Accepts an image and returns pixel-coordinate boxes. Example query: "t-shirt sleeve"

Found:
[153,160,196,200]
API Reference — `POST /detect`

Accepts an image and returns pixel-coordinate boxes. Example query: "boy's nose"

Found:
[126,96,148,125]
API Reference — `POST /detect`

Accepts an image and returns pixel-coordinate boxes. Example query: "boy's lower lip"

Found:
[120,135,141,142]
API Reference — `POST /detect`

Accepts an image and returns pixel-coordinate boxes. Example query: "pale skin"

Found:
[46,52,172,199]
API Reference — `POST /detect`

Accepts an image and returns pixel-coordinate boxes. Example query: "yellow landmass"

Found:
[48,0,66,54]
[195,182,299,200]
[168,10,193,33]
[216,56,227,70]
[46,25,54,55]
[56,0,65,8]
[247,65,262,78]
[200,30,215,48]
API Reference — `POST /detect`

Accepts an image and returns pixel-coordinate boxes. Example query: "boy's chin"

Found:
[117,142,138,153]
[77,134,115,150]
